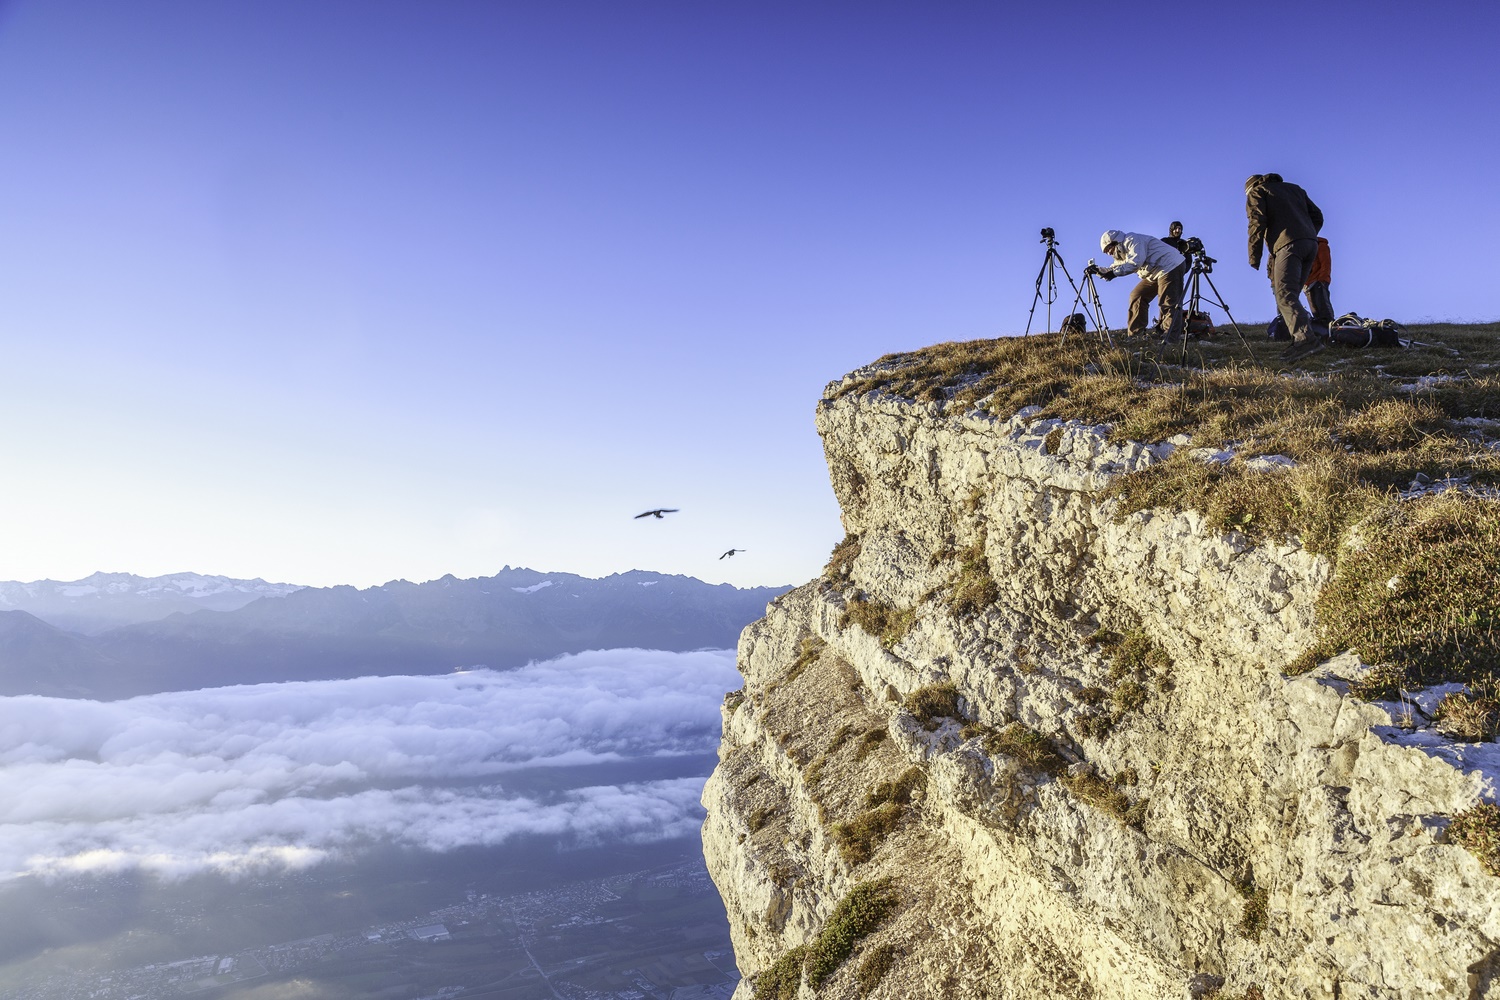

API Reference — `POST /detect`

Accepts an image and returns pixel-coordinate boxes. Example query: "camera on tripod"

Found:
[1184,236,1217,272]
[1039,227,1056,241]
[1082,258,1101,276]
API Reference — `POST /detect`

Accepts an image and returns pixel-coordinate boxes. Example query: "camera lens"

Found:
[1040,227,1055,239]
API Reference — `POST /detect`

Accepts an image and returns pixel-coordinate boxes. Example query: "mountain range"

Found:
[0,571,304,634]
[0,568,786,699]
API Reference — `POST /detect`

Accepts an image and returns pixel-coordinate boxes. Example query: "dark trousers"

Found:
[1269,239,1317,343]
[1127,261,1186,338]
[1306,281,1333,330]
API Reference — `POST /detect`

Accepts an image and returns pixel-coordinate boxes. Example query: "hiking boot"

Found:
[1278,337,1326,362]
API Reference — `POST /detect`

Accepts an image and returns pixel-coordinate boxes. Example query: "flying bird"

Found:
[634,508,679,519]
[719,548,746,559]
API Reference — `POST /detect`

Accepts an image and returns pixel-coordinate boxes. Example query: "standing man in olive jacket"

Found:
[1246,173,1325,359]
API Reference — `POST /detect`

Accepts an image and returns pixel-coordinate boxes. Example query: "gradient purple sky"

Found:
[1,2,1495,589]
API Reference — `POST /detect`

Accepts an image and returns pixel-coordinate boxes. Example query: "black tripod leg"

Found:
[1086,276,1114,348]
[1024,254,1052,337]
[1061,269,1098,344]
[1200,272,1255,359]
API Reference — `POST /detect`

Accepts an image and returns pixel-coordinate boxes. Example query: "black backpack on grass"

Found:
[1060,313,1088,336]
[1329,312,1406,349]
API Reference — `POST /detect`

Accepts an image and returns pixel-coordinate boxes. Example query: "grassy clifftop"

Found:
[832,321,1500,707]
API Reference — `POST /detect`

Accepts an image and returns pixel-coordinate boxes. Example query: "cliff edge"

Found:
[703,331,1500,1000]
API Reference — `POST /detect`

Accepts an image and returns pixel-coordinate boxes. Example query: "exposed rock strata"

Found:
[702,366,1500,999]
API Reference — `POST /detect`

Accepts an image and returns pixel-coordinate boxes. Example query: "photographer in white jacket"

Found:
[1092,229,1187,341]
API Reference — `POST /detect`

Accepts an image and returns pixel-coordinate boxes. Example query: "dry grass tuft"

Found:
[856,942,900,994]
[1434,687,1500,742]
[947,532,1000,617]
[903,682,962,729]
[1061,768,1132,823]
[1238,885,1270,940]
[840,597,918,651]
[831,802,905,865]
[984,722,1067,774]
[865,765,927,808]
[1308,493,1500,692]
[771,636,826,692]
[825,532,863,583]
[1449,803,1500,876]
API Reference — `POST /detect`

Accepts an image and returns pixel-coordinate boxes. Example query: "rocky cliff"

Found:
[702,343,1500,1000]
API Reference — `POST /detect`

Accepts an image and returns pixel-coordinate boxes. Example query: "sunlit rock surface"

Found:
[702,360,1500,999]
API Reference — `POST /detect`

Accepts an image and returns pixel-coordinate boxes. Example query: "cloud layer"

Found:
[0,648,739,880]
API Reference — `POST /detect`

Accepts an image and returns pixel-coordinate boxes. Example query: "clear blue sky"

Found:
[1,1,1495,589]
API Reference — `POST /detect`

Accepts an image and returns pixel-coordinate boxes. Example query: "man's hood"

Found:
[1100,229,1127,252]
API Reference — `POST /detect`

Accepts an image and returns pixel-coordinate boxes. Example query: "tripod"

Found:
[1059,261,1115,348]
[1024,230,1084,336]
[1172,249,1254,360]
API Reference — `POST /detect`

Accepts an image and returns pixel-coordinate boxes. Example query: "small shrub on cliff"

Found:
[803,755,828,786]
[1237,885,1270,940]
[753,944,807,1000]
[1449,802,1500,876]
[865,765,927,808]
[984,722,1066,774]
[856,943,899,993]
[904,681,963,729]
[1077,685,1107,706]
[824,532,863,584]
[1076,712,1113,741]
[1104,629,1172,682]
[1061,768,1132,823]
[928,533,959,567]
[804,879,901,987]
[854,727,887,761]
[827,722,857,750]
[1111,678,1147,714]
[1434,687,1500,741]
[832,802,905,864]
[948,533,1000,617]
[747,805,775,833]
[840,597,918,650]
[724,689,746,714]
[770,636,826,693]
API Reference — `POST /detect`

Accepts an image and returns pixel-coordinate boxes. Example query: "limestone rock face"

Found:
[701,369,1500,999]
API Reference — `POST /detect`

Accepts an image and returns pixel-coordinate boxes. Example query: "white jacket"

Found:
[1098,230,1184,282]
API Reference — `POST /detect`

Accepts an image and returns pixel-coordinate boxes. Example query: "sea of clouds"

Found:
[0,648,740,881]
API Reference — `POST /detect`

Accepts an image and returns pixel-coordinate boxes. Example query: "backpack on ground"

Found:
[1059,313,1088,336]
[1186,311,1214,338]
[1329,312,1406,349]
[1267,316,1292,341]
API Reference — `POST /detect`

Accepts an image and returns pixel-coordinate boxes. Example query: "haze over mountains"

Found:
[0,567,787,699]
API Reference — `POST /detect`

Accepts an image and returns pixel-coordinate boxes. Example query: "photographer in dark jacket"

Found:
[1246,173,1325,360]
[1163,221,1188,257]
